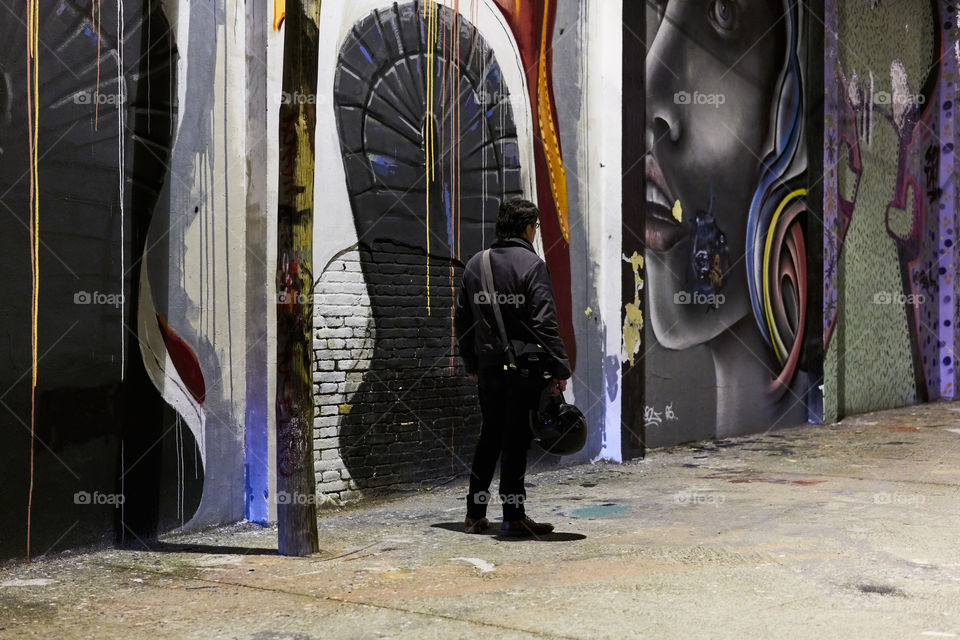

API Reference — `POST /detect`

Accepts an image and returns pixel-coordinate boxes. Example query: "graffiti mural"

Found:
[328,0,525,490]
[633,0,811,440]
[0,0,252,561]
[0,0,192,559]
[822,0,957,418]
[311,0,581,497]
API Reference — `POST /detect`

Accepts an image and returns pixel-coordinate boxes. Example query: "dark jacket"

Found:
[454,237,571,379]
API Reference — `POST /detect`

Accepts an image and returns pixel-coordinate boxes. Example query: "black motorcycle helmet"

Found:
[530,388,586,456]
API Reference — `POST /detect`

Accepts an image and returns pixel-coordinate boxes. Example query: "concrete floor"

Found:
[3,402,960,639]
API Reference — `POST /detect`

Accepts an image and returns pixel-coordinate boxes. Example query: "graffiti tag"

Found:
[644,402,678,428]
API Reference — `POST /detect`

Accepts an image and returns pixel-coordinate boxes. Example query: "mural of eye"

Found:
[710,0,737,32]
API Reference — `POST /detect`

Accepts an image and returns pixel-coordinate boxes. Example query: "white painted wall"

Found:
[141,0,250,528]
[586,0,623,462]
[264,5,285,524]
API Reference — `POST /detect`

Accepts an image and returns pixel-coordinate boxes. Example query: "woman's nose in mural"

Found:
[644,17,683,148]
[643,4,690,255]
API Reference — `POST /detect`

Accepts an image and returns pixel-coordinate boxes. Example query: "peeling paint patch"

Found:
[451,557,495,573]
[1,579,58,587]
[621,251,644,365]
[570,503,629,519]
[382,570,414,580]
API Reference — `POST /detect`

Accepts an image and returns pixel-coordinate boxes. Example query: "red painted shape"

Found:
[492,0,576,371]
[156,314,206,404]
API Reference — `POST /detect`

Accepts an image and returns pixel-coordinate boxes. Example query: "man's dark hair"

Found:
[495,199,540,240]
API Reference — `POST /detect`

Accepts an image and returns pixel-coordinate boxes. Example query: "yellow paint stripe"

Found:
[26,0,41,561]
[424,1,435,315]
[536,0,569,243]
[761,188,806,364]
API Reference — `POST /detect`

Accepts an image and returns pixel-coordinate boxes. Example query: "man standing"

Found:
[454,199,572,537]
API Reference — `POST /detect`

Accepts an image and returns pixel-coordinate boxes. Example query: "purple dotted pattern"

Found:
[942,10,958,399]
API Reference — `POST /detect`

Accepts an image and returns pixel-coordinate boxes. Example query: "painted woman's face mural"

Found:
[642,0,810,435]
[645,0,787,348]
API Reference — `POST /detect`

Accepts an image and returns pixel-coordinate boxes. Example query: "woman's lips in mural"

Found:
[645,155,689,252]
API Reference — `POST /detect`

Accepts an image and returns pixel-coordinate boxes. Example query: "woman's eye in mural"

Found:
[709,0,738,34]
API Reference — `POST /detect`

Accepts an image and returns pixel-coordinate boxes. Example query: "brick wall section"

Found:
[312,249,373,504]
[313,243,483,504]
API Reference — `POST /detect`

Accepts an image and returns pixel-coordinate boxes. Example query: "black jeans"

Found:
[466,369,546,521]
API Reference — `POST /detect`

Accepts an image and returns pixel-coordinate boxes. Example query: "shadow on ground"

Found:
[430,522,587,541]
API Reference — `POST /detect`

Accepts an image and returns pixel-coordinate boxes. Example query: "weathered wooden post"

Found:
[275,0,321,556]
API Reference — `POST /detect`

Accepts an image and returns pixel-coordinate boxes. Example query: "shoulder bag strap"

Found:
[480,249,516,366]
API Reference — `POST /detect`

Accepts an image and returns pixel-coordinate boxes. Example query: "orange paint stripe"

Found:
[537,0,569,243]
[424,0,437,315]
[273,0,285,31]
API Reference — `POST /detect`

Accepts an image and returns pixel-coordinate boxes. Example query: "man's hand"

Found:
[468,373,478,382]
[550,378,567,396]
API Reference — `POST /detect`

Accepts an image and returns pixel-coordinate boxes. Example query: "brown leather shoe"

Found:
[500,516,554,537]
[464,516,490,533]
